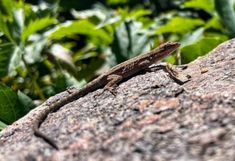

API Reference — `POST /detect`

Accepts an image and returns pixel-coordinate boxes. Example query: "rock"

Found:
[1,39,235,161]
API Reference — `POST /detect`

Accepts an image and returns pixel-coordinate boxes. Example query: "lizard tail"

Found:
[34,127,59,150]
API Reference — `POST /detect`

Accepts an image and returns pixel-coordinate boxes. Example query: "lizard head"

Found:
[150,42,180,62]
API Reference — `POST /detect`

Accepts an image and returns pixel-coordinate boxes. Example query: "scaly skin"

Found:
[33,42,180,150]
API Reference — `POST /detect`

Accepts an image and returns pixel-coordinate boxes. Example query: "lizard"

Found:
[33,41,181,150]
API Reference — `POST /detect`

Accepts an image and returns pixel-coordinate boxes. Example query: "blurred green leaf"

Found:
[76,56,105,80]
[0,9,24,45]
[24,36,47,64]
[0,0,14,18]
[22,17,56,43]
[51,72,86,95]
[181,34,228,63]
[46,71,86,95]
[181,28,204,47]
[118,7,151,20]
[0,43,15,77]
[205,16,223,30]
[0,120,7,130]
[49,20,112,45]
[183,0,214,12]
[0,83,25,124]
[107,0,129,5]
[156,17,204,34]
[10,9,24,45]
[129,8,151,19]
[112,20,152,63]
[215,0,235,37]
[8,46,24,77]
[72,5,121,29]
[64,72,86,88]
[17,90,35,112]
[0,13,14,42]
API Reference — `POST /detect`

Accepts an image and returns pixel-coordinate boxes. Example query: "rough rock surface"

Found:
[0,39,235,161]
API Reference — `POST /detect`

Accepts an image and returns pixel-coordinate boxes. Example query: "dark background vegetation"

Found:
[0,0,234,129]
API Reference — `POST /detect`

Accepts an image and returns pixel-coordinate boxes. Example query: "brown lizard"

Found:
[33,42,180,150]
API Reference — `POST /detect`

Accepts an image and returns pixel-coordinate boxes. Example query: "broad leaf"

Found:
[17,90,35,112]
[64,72,86,88]
[181,34,228,63]
[8,9,24,45]
[22,17,56,43]
[54,72,86,93]
[0,13,14,42]
[129,8,151,19]
[215,0,235,37]
[183,0,214,12]
[49,20,112,45]
[72,5,121,29]
[0,43,24,77]
[0,43,15,77]
[156,17,204,34]
[107,0,128,5]
[8,46,24,77]
[0,120,7,130]
[205,16,223,30]
[0,0,14,18]
[24,36,47,64]
[112,20,152,63]
[0,83,25,124]
[0,9,24,45]
[181,28,204,47]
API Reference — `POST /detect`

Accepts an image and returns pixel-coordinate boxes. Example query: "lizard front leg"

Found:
[164,64,191,84]
[149,63,191,85]
[104,74,123,95]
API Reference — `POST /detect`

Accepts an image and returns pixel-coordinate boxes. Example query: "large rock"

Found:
[1,39,235,161]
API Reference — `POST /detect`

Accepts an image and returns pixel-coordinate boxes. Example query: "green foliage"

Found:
[112,20,152,63]
[0,0,14,18]
[22,16,56,43]
[181,31,227,63]
[0,121,7,130]
[107,0,128,5]
[0,83,33,124]
[156,17,205,34]
[50,20,112,45]
[0,0,234,128]
[0,43,15,77]
[183,0,214,12]
[215,0,235,37]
